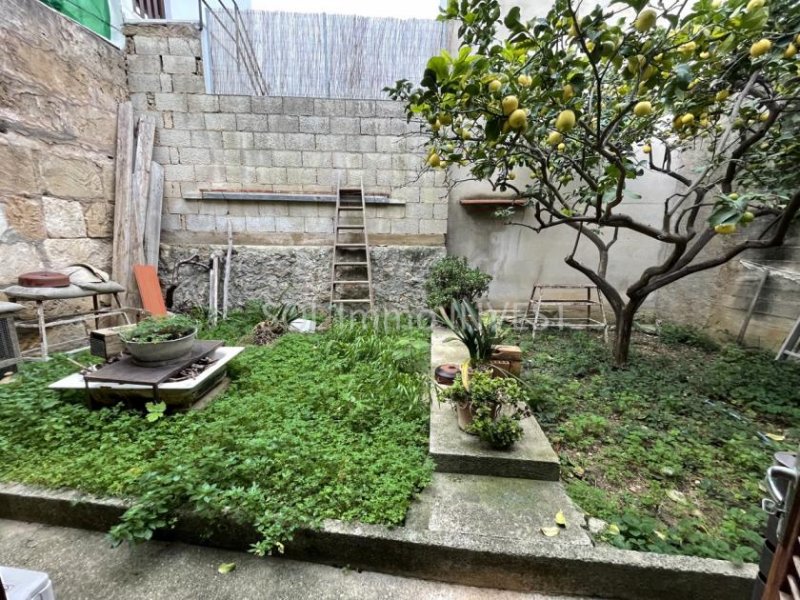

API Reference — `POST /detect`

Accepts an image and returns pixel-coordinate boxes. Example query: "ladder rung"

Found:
[530,300,599,306]
[338,225,365,230]
[331,298,371,303]
[334,262,368,266]
[338,206,363,211]
[784,350,800,358]
[333,280,370,285]
[336,243,366,248]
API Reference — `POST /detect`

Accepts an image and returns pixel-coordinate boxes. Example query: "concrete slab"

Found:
[405,473,591,546]
[0,518,592,600]
[429,327,560,480]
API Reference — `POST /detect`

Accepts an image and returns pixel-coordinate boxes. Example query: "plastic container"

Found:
[0,566,56,600]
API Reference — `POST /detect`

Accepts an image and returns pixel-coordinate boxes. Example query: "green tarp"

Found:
[41,0,111,39]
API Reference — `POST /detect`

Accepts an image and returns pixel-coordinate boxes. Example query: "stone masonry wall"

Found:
[0,0,127,286]
[124,22,449,247]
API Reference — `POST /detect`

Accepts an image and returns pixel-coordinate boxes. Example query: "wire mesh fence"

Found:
[205,9,452,99]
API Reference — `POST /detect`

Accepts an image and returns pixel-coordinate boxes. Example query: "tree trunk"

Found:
[612,302,640,368]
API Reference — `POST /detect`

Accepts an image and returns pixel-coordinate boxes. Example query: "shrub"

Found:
[424,256,492,310]
[122,315,197,344]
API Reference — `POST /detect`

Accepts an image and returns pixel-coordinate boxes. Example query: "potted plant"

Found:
[439,369,531,449]
[425,256,492,316]
[121,314,198,365]
[437,299,500,366]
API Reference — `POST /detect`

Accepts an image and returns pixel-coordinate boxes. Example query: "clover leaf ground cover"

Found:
[0,317,432,555]
[518,327,800,563]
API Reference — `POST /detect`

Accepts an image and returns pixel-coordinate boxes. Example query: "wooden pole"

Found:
[144,161,164,268]
[111,102,135,307]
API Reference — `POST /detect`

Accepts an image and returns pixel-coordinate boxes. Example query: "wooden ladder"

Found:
[777,315,800,361]
[526,283,608,341]
[329,176,374,310]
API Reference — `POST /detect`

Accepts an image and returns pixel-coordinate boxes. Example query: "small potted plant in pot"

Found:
[121,314,198,365]
[439,369,531,450]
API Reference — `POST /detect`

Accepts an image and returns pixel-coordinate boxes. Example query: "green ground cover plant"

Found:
[517,328,800,563]
[0,315,432,555]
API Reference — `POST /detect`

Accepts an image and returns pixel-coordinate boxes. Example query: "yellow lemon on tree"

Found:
[681,113,695,125]
[679,41,697,55]
[507,171,516,180]
[563,84,575,101]
[557,142,566,152]
[508,108,528,130]
[488,79,502,93]
[517,74,533,87]
[746,0,765,11]
[742,211,755,223]
[502,95,519,116]
[643,144,652,153]
[729,193,740,200]
[714,223,737,234]
[715,89,730,102]
[759,111,770,122]
[785,44,797,59]
[547,131,564,146]
[635,8,657,33]
[427,153,441,168]
[555,109,577,132]
[796,33,800,46]
[634,101,653,117]
[750,38,772,58]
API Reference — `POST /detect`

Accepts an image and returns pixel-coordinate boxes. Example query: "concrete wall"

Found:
[0,0,127,287]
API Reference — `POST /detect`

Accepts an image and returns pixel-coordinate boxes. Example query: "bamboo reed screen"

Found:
[205,9,452,99]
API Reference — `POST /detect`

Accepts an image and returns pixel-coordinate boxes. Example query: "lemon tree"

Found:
[387,0,800,366]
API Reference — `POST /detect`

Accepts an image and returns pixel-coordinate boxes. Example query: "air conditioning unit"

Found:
[0,302,23,374]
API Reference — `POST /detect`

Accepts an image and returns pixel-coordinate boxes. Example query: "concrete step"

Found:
[429,327,560,481]
[405,473,591,547]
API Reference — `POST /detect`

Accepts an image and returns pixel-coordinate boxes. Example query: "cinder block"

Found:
[219,95,252,113]
[187,95,219,113]
[345,136,376,153]
[205,113,237,130]
[283,96,315,115]
[302,152,332,168]
[157,128,191,146]
[392,153,420,170]
[433,203,449,219]
[375,100,406,118]
[185,214,216,232]
[258,201,289,216]
[268,115,299,133]
[299,116,330,134]
[286,168,316,185]
[216,216,247,232]
[200,165,227,182]
[235,114,269,132]
[191,130,223,148]
[315,135,346,152]
[166,198,199,215]
[333,153,362,169]
[366,217,391,234]
[419,219,448,234]
[406,203,433,219]
[375,136,402,153]
[272,150,302,168]
[240,166,257,184]
[288,203,318,217]
[421,187,446,204]
[251,96,284,114]
[344,169,365,187]
[314,99,347,116]
[316,170,335,187]
[127,55,161,74]
[163,181,180,198]
[364,153,392,170]
[254,133,286,150]
[210,148,242,166]
[172,112,205,130]
[159,73,173,92]
[128,74,161,92]
[345,100,376,117]
[245,216,276,232]
[178,147,211,165]
[172,74,205,93]
[226,201,260,217]
[390,219,420,234]
[164,164,195,181]
[275,216,305,232]
[168,36,202,56]
[162,55,197,74]
[329,117,360,135]
[132,35,169,55]
[364,118,406,136]
[392,187,421,203]
[222,131,254,149]
[243,150,272,166]
[179,181,201,196]
[161,214,183,231]
[152,146,171,164]
[256,167,287,185]
[284,133,315,151]
[155,93,188,112]
[304,216,333,233]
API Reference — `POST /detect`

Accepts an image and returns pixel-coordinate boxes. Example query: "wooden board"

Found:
[144,161,164,267]
[132,115,157,252]
[111,102,135,306]
[134,264,167,316]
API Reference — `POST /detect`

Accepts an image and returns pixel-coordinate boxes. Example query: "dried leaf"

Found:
[607,523,621,536]
[667,489,688,504]
[555,510,567,527]
[218,562,236,574]
[541,526,561,537]
[766,433,786,442]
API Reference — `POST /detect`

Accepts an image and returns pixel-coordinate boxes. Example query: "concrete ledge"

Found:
[430,401,560,481]
[0,482,756,599]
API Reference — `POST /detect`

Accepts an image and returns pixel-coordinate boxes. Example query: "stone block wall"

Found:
[0,0,127,287]
[124,22,449,247]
